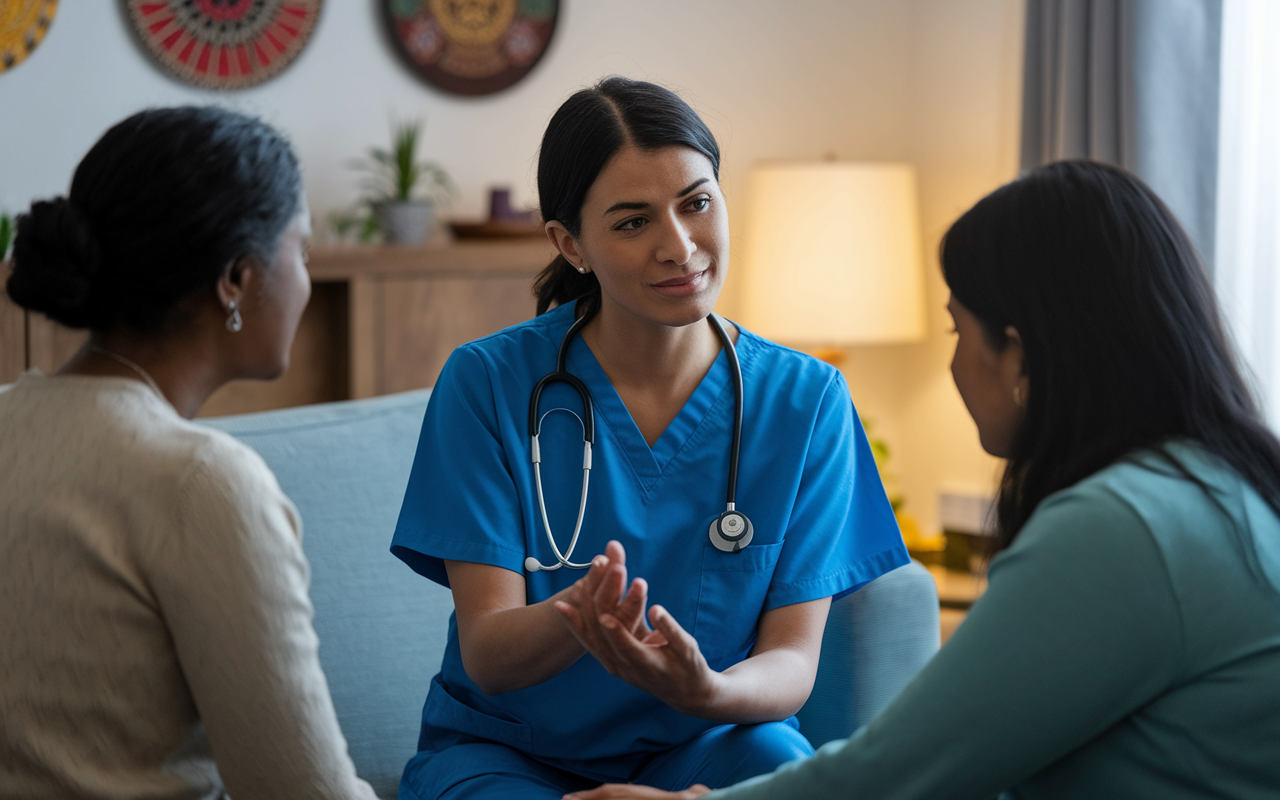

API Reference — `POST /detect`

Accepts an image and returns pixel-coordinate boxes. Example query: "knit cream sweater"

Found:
[0,372,376,800]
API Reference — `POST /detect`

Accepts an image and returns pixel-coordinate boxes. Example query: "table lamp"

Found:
[737,161,926,347]
[737,161,937,555]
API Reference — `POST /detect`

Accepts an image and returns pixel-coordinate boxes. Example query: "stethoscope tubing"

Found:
[533,450,592,570]
[526,302,745,571]
[707,313,743,509]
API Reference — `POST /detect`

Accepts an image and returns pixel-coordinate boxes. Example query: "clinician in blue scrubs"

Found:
[391,77,908,800]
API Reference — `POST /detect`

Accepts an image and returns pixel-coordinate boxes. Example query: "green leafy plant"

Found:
[356,119,452,202]
[330,118,452,243]
[0,212,12,260]
[863,418,904,512]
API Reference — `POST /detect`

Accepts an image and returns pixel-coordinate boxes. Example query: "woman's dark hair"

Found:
[7,105,301,331]
[533,76,721,315]
[941,159,1280,551]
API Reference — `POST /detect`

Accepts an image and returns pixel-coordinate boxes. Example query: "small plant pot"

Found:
[373,200,434,245]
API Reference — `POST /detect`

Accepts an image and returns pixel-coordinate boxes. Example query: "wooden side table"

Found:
[926,564,987,643]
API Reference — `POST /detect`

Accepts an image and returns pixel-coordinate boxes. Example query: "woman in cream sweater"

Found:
[0,107,376,800]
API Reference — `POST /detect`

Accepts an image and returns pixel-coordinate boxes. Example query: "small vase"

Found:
[373,200,434,245]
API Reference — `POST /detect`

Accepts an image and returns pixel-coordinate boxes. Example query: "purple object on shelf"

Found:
[489,188,534,222]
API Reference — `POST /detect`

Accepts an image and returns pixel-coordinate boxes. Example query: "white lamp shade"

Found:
[738,162,926,344]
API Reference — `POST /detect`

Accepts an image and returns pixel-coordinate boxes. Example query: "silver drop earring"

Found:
[226,300,243,333]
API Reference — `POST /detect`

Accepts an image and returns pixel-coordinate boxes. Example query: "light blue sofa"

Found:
[203,389,940,798]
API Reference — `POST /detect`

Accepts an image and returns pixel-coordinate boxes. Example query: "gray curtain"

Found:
[1021,0,1223,263]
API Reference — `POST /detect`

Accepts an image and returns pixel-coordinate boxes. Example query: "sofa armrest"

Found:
[796,560,940,747]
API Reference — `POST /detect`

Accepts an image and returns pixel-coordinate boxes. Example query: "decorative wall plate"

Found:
[382,0,558,96]
[126,0,322,90]
[1,0,57,74]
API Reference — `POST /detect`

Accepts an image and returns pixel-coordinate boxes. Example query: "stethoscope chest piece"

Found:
[709,508,753,553]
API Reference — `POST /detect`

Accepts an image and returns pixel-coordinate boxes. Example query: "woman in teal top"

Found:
[566,161,1280,799]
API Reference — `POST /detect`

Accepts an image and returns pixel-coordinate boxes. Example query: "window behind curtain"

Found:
[1216,0,1280,426]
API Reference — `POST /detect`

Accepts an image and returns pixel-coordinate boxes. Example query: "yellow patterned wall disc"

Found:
[384,0,558,95]
[428,0,517,46]
[0,0,57,73]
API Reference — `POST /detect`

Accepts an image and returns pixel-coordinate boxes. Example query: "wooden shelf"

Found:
[307,239,552,280]
[1,240,556,415]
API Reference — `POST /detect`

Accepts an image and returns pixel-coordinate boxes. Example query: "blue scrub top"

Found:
[391,302,907,777]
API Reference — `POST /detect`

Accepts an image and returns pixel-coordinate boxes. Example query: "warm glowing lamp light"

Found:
[738,161,926,345]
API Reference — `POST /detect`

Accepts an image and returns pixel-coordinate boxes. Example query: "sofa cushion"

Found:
[203,390,446,799]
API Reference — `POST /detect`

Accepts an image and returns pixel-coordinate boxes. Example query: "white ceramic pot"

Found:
[373,200,434,245]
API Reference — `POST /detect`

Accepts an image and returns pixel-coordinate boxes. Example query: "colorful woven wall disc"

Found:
[383,0,558,96]
[126,0,322,90]
[0,0,57,74]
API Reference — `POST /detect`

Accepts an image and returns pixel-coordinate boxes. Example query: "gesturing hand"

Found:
[554,541,719,717]
[555,540,651,641]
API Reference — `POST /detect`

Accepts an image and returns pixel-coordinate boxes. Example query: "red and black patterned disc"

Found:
[126,0,322,90]
[382,0,558,96]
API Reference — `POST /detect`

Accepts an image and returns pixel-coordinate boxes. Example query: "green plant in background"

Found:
[356,118,452,202]
[863,418,944,555]
[863,418,904,512]
[330,117,453,243]
[327,211,382,244]
[0,212,12,260]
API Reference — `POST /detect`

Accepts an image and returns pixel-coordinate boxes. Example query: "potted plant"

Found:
[334,118,452,246]
[0,212,13,261]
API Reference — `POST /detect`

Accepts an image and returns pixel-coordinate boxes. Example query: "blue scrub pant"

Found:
[399,720,814,799]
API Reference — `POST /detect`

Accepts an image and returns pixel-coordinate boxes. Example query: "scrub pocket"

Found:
[422,675,534,752]
[692,541,783,670]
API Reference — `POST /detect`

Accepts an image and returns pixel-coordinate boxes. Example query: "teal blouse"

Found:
[708,442,1280,799]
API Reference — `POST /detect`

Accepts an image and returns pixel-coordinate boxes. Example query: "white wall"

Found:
[0,2,918,223]
[0,0,1023,533]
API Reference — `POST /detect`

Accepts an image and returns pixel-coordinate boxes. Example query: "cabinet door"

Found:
[1,291,25,384]
[377,274,536,394]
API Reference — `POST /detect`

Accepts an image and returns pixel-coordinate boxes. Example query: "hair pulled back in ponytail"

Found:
[533,76,721,316]
[6,105,301,332]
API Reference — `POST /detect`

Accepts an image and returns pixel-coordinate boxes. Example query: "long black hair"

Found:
[941,160,1280,550]
[533,76,721,316]
[7,105,302,332]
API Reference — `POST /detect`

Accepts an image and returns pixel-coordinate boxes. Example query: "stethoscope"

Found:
[523,304,753,572]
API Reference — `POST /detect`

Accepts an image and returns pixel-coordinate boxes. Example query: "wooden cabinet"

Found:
[0,282,23,382]
[0,240,553,415]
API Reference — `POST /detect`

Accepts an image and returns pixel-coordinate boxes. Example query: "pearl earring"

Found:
[226,300,243,333]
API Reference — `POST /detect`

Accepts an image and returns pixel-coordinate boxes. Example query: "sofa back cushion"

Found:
[203,390,444,798]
